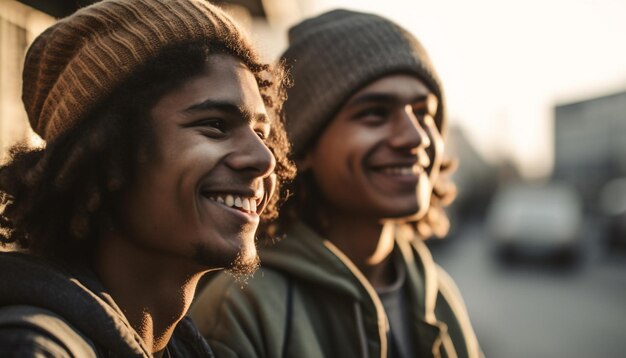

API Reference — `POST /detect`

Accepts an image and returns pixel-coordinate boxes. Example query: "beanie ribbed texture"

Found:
[282,9,446,156]
[22,0,249,141]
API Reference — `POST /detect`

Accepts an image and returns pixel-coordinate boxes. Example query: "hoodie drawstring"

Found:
[282,277,294,357]
[353,302,369,358]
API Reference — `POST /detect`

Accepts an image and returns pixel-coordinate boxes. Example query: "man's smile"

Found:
[202,193,262,215]
[375,164,423,176]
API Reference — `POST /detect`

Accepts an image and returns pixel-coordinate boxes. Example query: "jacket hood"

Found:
[259,221,439,314]
[0,251,213,357]
[260,222,366,299]
[0,251,149,356]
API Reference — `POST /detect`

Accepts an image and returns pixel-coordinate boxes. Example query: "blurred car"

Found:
[485,181,584,265]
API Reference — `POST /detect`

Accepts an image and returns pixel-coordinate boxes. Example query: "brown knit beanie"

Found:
[281,9,447,157]
[23,0,251,142]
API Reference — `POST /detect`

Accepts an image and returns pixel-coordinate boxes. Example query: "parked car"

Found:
[485,181,584,265]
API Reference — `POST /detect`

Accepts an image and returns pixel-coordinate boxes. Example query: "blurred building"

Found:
[0,1,54,162]
[445,125,502,230]
[14,0,313,60]
[553,90,626,213]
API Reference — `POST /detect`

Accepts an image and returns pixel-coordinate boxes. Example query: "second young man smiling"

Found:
[192,9,482,358]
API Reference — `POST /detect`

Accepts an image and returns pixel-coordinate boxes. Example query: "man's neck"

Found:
[325,217,396,289]
[93,233,205,354]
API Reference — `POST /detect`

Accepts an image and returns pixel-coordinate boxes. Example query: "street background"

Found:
[428,219,626,358]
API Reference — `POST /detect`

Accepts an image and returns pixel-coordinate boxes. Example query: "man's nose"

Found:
[227,129,276,178]
[387,104,431,151]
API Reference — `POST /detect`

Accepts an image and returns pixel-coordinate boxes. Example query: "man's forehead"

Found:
[182,98,269,124]
[346,74,433,106]
[205,55,268,117]
[365,75,430,95]
[158,55,268,120]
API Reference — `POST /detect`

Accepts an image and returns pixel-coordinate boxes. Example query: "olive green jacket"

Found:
[190,222,482,358]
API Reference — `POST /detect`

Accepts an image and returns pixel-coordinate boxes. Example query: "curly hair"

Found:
[0,40,295,260]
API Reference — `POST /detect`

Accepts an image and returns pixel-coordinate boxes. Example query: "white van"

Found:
[485,181,583,265]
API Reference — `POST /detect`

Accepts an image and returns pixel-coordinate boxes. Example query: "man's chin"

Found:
[192,240,259,276]
[225,249,260,285]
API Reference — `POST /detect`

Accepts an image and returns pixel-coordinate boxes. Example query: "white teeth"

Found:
[225,195,234,207]
[207,194,258,212]
[381,166,416,175]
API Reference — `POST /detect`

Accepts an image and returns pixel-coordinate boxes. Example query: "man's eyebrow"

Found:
[183,99,269,123]
[347,92,430,107]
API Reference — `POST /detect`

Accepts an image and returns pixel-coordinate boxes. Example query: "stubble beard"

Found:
[192,239,260,283]
[225,248,260,286]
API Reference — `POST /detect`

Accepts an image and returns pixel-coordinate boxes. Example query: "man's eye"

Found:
[412,106,437,127]
[192,118,223,130]
[413,108,427,117]
[193,118,227,137]
[411,104,435,124]
[201,119,225,131]
[355,107,389,125]
[357,108,387,117]
[254,123,271,141]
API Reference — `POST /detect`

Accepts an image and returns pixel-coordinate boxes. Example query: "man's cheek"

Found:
[265,173,277,202]
[259,173,277,215]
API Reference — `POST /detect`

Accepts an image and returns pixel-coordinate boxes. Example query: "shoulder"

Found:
[0,305,97,357]
[402,235,470,311]
[432,264,471,322]
[0,326,72,357]
[191,268,291,331]
[400,238,482,357]
[190,268,292,358]
[432,265,482,358]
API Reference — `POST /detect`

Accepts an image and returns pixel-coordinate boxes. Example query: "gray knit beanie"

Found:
[23,0,252,142]
[281,9,446,157]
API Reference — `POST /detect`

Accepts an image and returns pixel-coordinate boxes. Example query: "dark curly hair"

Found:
[0,40,295,260]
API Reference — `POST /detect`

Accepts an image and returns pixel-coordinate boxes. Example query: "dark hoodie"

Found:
[0,251,213,357]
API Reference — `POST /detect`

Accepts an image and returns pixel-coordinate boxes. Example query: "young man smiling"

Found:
[191,9,482,358]
[0,0,293,356]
